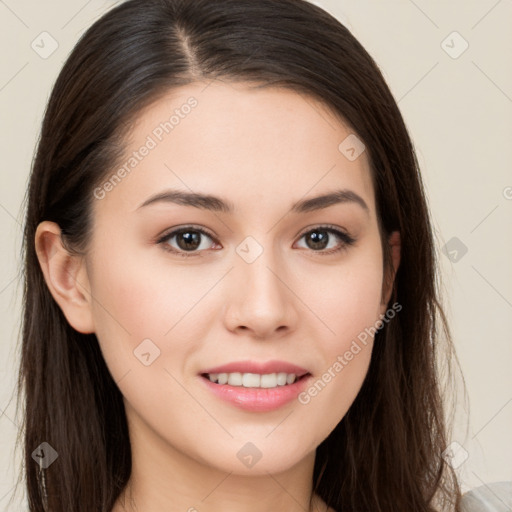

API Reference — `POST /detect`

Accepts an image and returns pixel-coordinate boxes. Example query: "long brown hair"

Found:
[14,0,464,510]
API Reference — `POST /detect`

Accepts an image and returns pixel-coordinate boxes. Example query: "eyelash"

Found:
[156,224,356,258]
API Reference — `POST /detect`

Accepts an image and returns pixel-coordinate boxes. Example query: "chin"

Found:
[195,436,316,476]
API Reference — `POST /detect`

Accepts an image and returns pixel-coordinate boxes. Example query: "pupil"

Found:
[308,230,328,250]
[177,231,200,251]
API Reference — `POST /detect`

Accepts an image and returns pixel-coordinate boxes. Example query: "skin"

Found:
[35,80,400,512]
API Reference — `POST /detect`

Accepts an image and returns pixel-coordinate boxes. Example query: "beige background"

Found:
[1,0,511,509]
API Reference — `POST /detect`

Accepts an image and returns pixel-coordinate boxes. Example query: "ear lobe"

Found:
[381,230,401,310]
[34,221,95,334]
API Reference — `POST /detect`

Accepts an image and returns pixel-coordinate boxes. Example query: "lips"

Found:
[198,360,312,412]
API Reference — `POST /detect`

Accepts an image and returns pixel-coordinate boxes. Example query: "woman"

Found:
[16,0,465,510]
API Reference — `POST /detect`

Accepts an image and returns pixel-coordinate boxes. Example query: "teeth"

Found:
[228,372,243,386]
[242,373,260,387]
[276,372,288,386]
[206,372,299,388]
[262,373,279,388]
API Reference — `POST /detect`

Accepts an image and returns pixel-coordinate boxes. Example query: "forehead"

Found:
[93,80,376,218]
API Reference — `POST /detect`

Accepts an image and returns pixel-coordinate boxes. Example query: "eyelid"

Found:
[156,224,217,241]
[295,223,351,240]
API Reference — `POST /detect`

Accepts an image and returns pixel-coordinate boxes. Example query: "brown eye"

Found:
[157,227,218,257]
[174,230,204,251]
[296,226,356,254]
[303,229,330,250]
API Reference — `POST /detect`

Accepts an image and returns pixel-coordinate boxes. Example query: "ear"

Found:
[34,221,95,334]
[380,230,401,311]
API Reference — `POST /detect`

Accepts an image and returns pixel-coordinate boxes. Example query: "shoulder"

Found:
[460,481,512,512]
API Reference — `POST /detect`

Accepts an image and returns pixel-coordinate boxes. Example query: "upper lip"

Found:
[200,360,310,377]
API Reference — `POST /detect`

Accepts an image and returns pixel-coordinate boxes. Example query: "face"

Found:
[49,81,399,476]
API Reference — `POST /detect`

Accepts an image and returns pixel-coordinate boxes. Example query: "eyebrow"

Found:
[136,188,370,215]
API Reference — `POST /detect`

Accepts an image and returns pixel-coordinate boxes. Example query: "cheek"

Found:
[89,230,218,330]
[297,288,378,444]
[312,248,385,351]
[86,233,239,398]
[295,247,383,425]
[86,238,204,378]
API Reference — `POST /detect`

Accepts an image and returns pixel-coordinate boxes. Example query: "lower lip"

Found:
[199,375,311,412]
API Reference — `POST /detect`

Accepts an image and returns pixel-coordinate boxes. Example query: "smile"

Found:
[198,362,312,412]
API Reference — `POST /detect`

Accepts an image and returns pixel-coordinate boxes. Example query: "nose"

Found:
[223,244,299,339]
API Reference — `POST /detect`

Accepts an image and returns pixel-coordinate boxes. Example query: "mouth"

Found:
[198,361,312,412]
[200,371,311,389]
